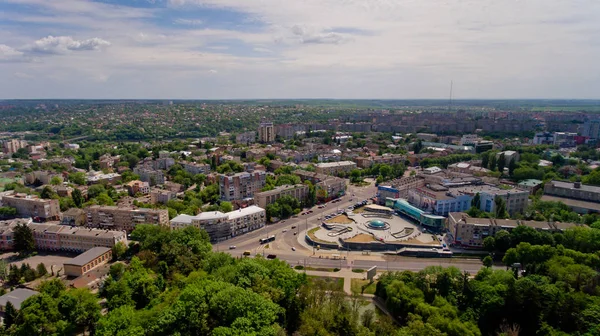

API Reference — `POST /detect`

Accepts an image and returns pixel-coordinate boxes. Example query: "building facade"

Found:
[170,206,266,242]
[85,206,169,232]
[63,247,112,277]
[315,161,357,176]
[133,167,164,186]
[254,184,309,209]
[0,193,60,221]
[544,181,600,203]
[258,122,275,143]
[448,212,577,248]
[218,171,266,201]
[181,162,211,175]
[150,190,178,204]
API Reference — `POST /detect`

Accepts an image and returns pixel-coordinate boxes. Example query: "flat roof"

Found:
[316,161,356,168]
[548,180,600,194]
[0,288,39,309]
[64,247,111,267]
[541,195,600,211]
[227,205,265,220]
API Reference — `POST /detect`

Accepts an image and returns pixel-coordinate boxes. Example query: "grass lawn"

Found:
[308,276,344,291]
[351,279,378,295]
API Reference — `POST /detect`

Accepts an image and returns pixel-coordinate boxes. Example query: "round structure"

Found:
[367,219,389,230]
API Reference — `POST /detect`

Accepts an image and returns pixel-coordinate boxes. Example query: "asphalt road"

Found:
[214,180,487,274]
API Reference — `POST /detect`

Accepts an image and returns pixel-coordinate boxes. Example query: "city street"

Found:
[214,180,488,274]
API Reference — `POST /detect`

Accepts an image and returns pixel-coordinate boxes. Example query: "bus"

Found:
[259,235,276,244]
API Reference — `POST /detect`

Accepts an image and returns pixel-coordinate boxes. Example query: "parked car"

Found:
[291,247,296,251]
[229,246,236,249]
[291,225,297,229]
[282,229,287,233]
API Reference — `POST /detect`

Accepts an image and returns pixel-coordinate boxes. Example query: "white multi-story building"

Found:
[460,134,479,146]
[170,205,266,242]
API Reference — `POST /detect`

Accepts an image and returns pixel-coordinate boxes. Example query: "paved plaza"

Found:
[311,207,436,245]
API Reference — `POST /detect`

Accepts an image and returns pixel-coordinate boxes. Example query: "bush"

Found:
[333,268,341,272]
[294,265,304,270]
[352,269,365,273]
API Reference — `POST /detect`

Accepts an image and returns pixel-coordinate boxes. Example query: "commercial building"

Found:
[0,193,60,221]
[447,162,492,176]
[181,162,211,175]
[385,198,445,230]
[85,206,169,232]
[170,205,266,242]
[258,122,275,143]
[254,184,309,209]
[496,151,520,166]
[133,167,164,186]
[315,161,357,176]
[448,212,578,248]
[63,247,112,277]
[460,134,479,146]
[218,171,266,201]
[474,141,494,153]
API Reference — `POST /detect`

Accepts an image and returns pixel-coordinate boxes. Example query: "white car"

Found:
[282,229,288,233]
[229,246,236,250]
[291,247,296,251]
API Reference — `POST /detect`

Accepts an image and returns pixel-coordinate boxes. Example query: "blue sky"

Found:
[1,0,599,99]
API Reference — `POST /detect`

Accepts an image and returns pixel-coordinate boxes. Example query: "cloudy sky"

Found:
[1,0,599,99]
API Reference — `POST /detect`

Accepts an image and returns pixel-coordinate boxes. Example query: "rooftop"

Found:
[227,205,265,220]
[316,161,356,168]
[64,247,111,267]
[0,289,39,309]
[547,180,600,194]
[541,195,600,212]
[518,179,543,187]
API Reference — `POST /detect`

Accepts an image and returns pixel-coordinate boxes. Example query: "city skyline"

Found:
[1,0,599,99]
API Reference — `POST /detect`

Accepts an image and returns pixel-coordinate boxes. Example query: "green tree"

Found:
[488,154,497,171]
[40,186,58,199]
[36,263,48,277]
[497,153,506,173]
[508,157,517,176]
[72,188,84,208]
[69,172,87,185]
[483,255,493,267]
[219,201,233,213]
[494,196,508,219]
[4,301,18,328]
[13,223,35,254]
[50,176,62,186]
[58,288,101,334]
[112,242,127,261]
[471,192,481,209]
[483,236,495,252]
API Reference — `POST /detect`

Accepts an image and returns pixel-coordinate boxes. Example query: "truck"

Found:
[243,251,251,256]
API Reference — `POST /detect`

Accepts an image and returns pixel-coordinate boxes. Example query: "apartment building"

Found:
[85,205,169,232]
[236,131,256,144]
[27,222,127,252]
[2,139,27,154]
[60,208,86,226]
[0,218,32,250]
[293,170,347,201]
[86,172,122,185]
[181,162,211,175]
[453,184,529,216]
[24,170,62,185]
[0,193,60,221]
[315,161,357,176]
[133,166,164,186]
[448,212,577,248]
[258,122,275,143]
[254,184,309,209]
[354,154,406,169]
[170,205,266,242]
[218,171,266,201]
[99,154,120,170]
[150,189,178,204]
[125,180,150,196]
[496,151,520,166]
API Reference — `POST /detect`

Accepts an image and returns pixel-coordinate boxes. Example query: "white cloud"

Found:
[2,0,600,98]
[0,44,25,62]
[23,36,111,55]
[173,18,203,26]
[208,69,218,74]
[14,72,33,79]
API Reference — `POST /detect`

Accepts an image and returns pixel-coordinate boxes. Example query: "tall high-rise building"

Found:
[258,122,275,143]
[582,119,600,139]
